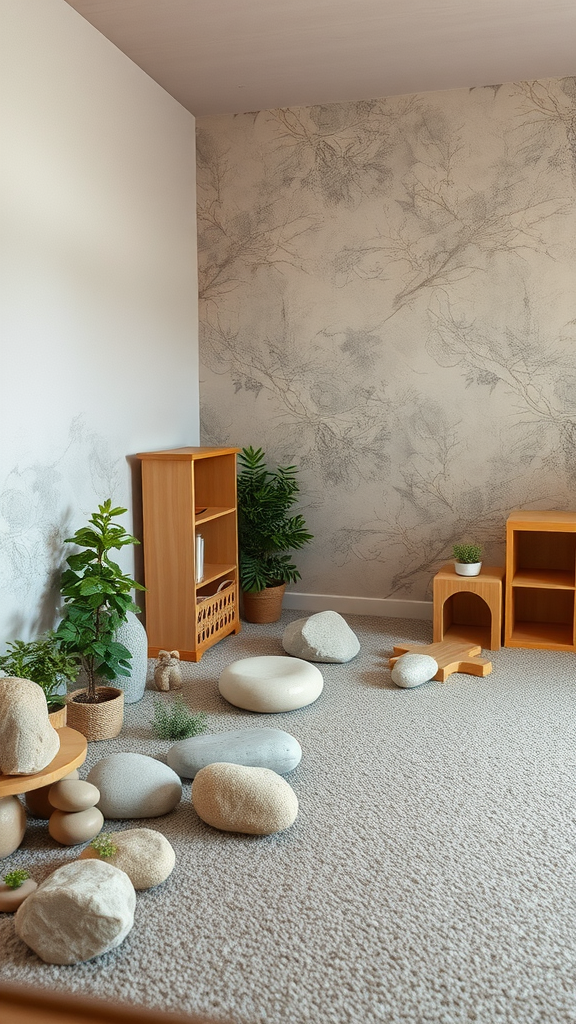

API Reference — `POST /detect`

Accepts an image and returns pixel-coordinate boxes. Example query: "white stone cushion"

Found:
[282,610,360,663]
[14,860,135,964]
[218,656,323,713]
[391,653,438,688]
[192,763,298,835]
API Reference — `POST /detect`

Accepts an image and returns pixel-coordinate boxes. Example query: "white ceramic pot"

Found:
[454,561,482,576]
[114,610,148,704]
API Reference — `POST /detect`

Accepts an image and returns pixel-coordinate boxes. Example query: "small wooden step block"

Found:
[389,640,492,683]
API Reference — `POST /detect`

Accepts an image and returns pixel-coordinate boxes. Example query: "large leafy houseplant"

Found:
[56,500,144,704]
[0,632,78,712]
[237,446,312,593]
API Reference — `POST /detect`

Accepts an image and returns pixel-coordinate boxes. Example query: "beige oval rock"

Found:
[79,828,175,890]
[49,806,104,846]
[49,780,100,812]
[0,677,60,774]
[192,763,298,835]
[26,771,80,819]
[0,795,27,858]
[0,878,38,912]
[14,860,135,964]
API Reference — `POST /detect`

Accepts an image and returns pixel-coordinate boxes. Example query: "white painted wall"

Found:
[0,0,199,639]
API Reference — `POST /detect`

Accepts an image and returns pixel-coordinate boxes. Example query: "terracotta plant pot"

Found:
[48,703,67,730]
[66,686,124,741]
[242,583,286,624]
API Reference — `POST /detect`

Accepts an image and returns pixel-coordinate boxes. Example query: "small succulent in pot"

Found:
[452,543,483,576]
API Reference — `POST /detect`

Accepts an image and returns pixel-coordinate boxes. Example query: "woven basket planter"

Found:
[242,583,286,624]
[48,703,67,730]
[66,686,124,741]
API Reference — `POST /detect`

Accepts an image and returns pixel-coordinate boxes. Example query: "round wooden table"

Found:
[0,727,87,797]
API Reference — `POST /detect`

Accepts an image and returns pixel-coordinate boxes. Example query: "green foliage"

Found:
[56,500,145,702]
[452,543,482,564]
[3,869,30,889]
[0,633,79,708]
[237,446,313,593]
[89,833,117,858]
[151,696,208,741]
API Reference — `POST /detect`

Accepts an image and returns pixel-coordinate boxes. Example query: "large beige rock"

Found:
[0,796,26,858]
[0,677,60,775]
[79,828,175,890]
[192,763,299,835]
[14,860,135,964]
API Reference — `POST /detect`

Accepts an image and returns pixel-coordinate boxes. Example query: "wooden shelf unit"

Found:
[137,446,241,662]
[504,510,576,651]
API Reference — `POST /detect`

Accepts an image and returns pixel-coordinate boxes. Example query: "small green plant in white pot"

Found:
[452,543,482,577]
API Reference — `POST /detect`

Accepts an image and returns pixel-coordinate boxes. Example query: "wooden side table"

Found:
[433,564,505,651]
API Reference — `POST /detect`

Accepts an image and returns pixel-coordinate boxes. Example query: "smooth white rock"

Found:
[282,610,360,663]
[87,753,182,819]
[0,795,27,858]
[167,727,302,779]
[192,763,299,835]
[14,860,135,964]
[79,827,175,890]
[391,653,438,688]
[0,677,60,774]
[218,656,323,713]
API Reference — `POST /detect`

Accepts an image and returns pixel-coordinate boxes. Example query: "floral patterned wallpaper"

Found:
[197,78,576,602]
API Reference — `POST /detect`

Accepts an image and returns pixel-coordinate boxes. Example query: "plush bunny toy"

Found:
[153,650,183,691]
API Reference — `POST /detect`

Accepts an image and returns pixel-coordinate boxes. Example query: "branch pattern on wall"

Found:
[197,78,576,600]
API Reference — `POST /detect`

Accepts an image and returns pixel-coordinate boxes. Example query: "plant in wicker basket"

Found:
[56,500,145,708]
[237,446,312,622]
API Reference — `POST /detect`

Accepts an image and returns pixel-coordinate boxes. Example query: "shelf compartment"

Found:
[506,621,575,649]
[507,586,575,650]
[514,529,576,574]
[512,568,575,590]
[195,563,236,589]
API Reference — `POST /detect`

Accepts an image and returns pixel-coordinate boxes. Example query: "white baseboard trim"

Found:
[282,591,433,620]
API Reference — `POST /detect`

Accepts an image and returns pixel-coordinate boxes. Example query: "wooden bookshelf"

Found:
[504,510,576,651]
[137,447,241,661]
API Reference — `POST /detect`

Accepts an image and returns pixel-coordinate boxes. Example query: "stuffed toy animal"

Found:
[153,650,183,691]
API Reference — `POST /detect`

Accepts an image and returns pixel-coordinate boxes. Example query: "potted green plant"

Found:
[452,542,483,577]
[0,632,79,728]
[237,446,313,622]
[55,499,145,740]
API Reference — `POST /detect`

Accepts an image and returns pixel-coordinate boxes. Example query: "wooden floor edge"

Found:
[0,982,234,1024]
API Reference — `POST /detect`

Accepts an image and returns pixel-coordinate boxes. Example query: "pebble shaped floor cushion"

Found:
[218,656,323,713]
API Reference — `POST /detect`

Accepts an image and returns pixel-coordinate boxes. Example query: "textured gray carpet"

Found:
[1,612,576,1024]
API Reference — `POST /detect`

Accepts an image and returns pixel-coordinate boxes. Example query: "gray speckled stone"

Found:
[167,727,302,779]
[282,610,360,663]
[391,653,438,688]
[87,753,182,819]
